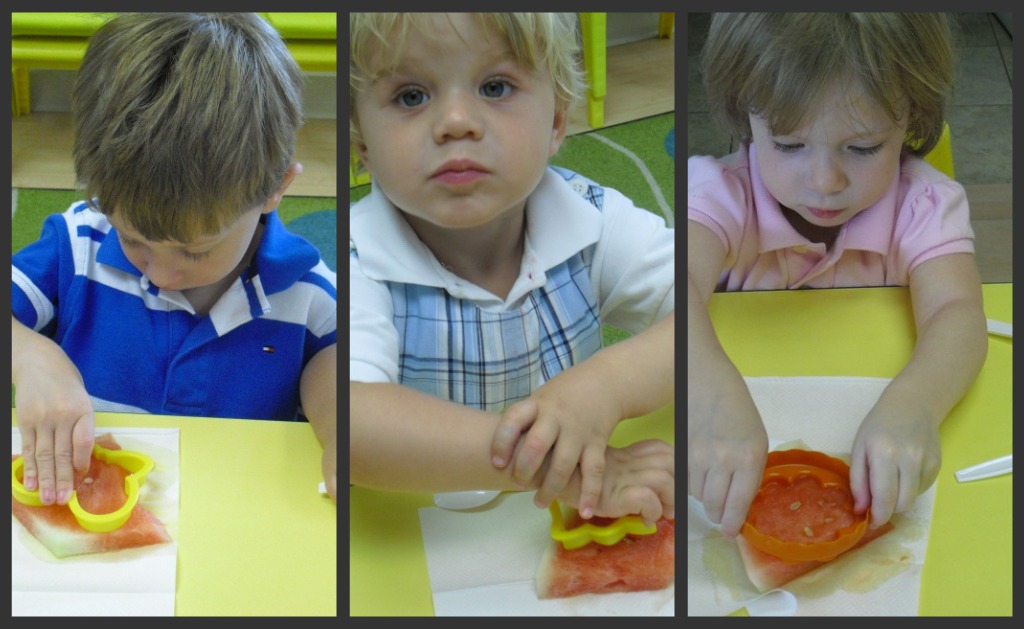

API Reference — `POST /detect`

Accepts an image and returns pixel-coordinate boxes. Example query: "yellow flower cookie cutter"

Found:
[12,444,154,533]
[548,501,657,550]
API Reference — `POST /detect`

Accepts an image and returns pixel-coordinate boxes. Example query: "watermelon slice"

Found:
[535,509,675,599]
[736,522,895,592]
[11,433,172,558]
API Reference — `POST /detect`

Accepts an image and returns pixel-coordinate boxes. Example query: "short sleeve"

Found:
[590,187,675,333]
[12,212,74,333]
[349,246,400,383]
[686,152,754,266]
[893,165,976,277]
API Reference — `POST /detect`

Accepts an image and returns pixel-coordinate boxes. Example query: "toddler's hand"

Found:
[491,389,619,519]
[849,402,941,529]
[555,439,674,524]
[13,344,95,506]
[687,388,767,538]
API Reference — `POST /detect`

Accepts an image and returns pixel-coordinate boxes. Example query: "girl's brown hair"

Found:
[701,13,955,156]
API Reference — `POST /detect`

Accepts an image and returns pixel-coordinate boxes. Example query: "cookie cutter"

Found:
[741,449,868,562]
[12,443,154,533]
[548,500,657,550]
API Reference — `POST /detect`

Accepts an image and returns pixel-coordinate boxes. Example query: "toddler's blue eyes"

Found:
[480,80,513,98]
[395,89,428,107]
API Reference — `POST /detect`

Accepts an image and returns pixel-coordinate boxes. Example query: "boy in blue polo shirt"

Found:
[11,13,338,505]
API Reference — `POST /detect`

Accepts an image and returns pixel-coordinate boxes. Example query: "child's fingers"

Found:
[718,467,761,539]
[71,413,95,473]
[30,431,57,506]
[53,428,77,506]
[576,444,606,519]
[867,459,898,529]
[848,443,870,514]
[511,421,559,487]
[18,428,39,492]
[532,438,579,508]
[490,400,537,468]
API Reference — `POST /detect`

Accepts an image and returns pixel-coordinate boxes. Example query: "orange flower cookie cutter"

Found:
[740,448,868,562]
[12,443,154,533]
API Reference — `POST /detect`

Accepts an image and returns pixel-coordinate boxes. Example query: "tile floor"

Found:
[686,12,1013,283]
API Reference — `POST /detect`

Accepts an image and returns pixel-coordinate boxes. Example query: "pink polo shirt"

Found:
[687,144,975,291]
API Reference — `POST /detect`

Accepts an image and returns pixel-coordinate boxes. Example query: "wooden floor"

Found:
[566,35,675,136]
[12,114,337,198]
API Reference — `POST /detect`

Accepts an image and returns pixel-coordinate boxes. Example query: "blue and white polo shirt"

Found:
[12,202,337,420]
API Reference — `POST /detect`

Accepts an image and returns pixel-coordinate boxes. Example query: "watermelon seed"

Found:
[823,517,833,523]
[789,501,801,510]
[803,526,814,537]
[83,477,93,484]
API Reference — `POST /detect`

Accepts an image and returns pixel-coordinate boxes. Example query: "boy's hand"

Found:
[849,401,941,529]
[687,380,767,538]
[554,439,674,524]
[321,437,337,501]
[13,338,95,506]
[491,383,620,519]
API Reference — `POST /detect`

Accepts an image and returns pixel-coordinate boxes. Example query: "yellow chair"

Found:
[579,12,674,129]
[11,12,336,116]
[922,121,955,179]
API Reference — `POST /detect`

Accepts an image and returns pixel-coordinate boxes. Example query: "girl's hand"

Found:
[687,379,768,538]
[13,335,95,506]
[849,400,941,529]
[491,380,621,519]
[554,439,675,524]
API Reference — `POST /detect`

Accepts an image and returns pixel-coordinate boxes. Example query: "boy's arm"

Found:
[11,315,95,506]
[300,343,337,500]
[490,309,674,518]
[849,253,987,527]
[350,381,674,520]
[351,381,527,492]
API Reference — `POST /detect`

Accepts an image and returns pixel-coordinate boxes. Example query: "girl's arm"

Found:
[849,253,988,527]
[686,221,768,538]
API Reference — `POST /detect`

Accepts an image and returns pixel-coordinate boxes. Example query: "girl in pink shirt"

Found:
[688,13,988,539]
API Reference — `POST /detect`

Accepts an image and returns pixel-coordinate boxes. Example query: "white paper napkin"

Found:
[12,427,180,616]
[418,491,674,616]
[687,377,934,617]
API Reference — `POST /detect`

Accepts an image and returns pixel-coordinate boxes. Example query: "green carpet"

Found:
[348,112,676,345]
[11,191,338,270]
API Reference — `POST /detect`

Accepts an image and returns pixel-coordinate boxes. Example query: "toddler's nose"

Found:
[433,93,483,142]
[808,153,848,195]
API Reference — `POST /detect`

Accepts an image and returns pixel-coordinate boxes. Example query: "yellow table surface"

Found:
[708,283,1012,616]
[11,411,337,616]
[349,403,675,616]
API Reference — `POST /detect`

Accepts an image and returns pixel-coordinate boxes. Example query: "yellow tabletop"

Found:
[349,403,675,616]
[707,283,1012,616]
[11,411,337,616]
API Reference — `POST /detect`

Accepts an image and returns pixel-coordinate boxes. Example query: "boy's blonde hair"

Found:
[72,13,305,242]
[701,13,954,156]
[349,12,584,146]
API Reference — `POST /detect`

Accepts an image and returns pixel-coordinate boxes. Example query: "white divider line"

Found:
[585,132,674,228]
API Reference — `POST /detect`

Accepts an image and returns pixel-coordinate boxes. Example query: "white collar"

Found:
[350,168,603,292]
